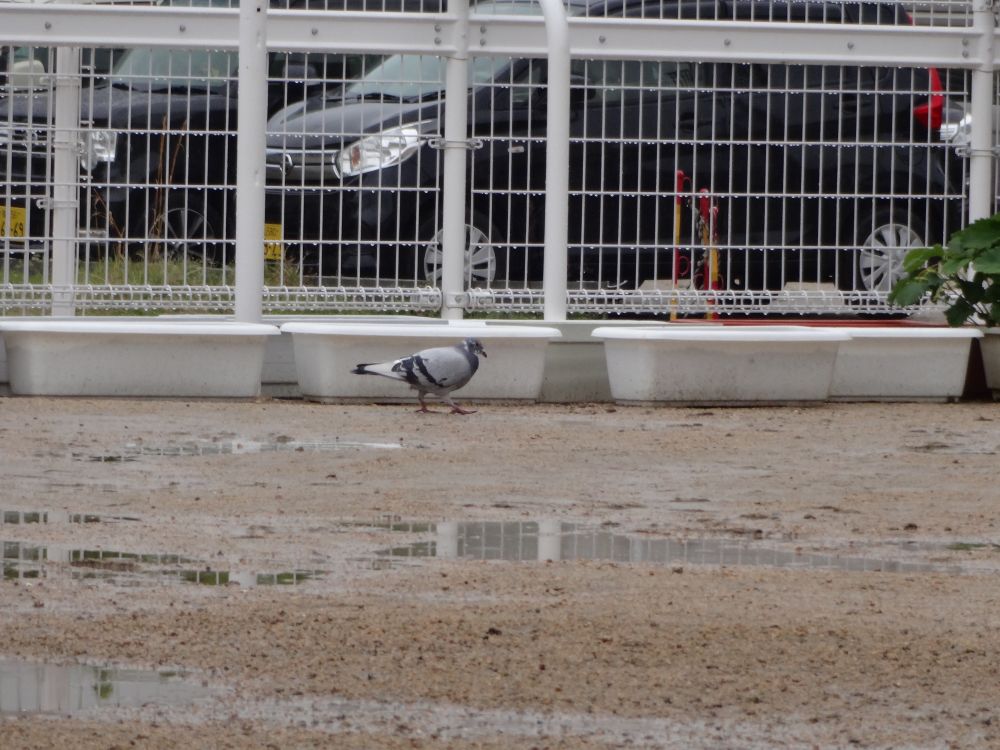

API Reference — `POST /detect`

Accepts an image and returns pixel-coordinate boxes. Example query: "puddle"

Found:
[175,569,322,587]
[3,542,191,582]
[1,510,140,526]
[2,541,321,587]
[376,521,969,574]
[0,658,217,717]
[75,437,402,462]
[344,518,436,534]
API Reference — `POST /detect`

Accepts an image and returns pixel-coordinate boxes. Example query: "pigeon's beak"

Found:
[481,349,487,358]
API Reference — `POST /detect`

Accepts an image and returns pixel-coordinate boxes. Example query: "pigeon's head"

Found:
[464,337,487,358]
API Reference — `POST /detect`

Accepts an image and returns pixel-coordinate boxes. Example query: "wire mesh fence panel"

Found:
[907,0,973,27]
[264,52,447,311]
[461,0,971,315]
[0,0,989,316]
[2,41,55,307]
[2,0,447,313]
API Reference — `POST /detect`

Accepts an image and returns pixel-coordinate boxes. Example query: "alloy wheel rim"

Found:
[424,224,496,287]
[858,222,922,291]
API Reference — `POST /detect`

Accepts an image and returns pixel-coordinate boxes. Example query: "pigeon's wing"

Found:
[395,344,475,395]
[353,358,411,383]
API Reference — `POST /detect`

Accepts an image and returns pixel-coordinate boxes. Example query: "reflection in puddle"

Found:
[346,519,435,534]
[76,437,402,462]
[176,569,321,586]
[2,542,320,587]
[1,510,140,526]
[377,521,967,574]
[0,659,216,716]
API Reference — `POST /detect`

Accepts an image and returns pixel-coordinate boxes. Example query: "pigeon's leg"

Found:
[444,396,477,415]
[415,391,438,414]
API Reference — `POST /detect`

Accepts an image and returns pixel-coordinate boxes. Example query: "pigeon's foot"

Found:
[449,405,477,415]
[415,406,441,414]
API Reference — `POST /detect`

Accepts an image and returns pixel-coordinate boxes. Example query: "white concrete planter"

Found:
[979,329,1000,400]
[0,319,280,397]
[830,327,982,401]
[281,321,561,403]
[592,325,849,404]
[258,315,443,396]
[483,319,670,402]
[154,313,444,397]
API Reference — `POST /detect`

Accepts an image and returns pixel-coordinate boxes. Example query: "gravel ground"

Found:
[1,396,999,749]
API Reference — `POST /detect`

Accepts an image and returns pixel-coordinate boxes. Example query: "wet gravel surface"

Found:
[1,397,999,748]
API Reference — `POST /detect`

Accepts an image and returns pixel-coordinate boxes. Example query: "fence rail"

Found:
[1,0,997,318]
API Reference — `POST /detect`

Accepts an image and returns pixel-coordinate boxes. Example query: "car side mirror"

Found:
[8,58,48,90]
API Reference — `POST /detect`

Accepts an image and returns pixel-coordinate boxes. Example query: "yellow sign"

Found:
[0,206,27,238]
[263,222,283,261]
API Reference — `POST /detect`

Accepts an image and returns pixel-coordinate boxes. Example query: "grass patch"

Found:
[7,250,299,289]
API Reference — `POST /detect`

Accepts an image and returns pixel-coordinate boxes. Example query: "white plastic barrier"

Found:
[592,325,850,404]
[829,326,982,401]
[281,321,560,403]
[0,319,280,397]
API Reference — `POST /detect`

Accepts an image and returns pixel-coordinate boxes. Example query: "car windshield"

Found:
[109,0,237,89]
[111,48,237,89]
[342,0,544,100]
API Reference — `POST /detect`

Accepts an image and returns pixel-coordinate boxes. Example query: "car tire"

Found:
[421,214,501,289]
[839,207,926,293]
[158,204,227,265]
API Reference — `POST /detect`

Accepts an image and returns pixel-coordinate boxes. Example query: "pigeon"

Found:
[352,337,487,414]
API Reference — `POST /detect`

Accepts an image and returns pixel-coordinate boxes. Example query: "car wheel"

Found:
[840,208,925,293]
[422,216,498,288]
[158,205,227,264]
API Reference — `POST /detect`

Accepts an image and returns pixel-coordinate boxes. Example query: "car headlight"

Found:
[940,112,973,148]
[938,102,972,148]
[80,130,118,172]
[336,123,425,178]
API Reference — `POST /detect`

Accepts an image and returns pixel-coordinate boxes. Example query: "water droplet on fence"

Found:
[0,659,217,717]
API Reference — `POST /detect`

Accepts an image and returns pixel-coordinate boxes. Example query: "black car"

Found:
[0,0,414,259]
[263,0,965,294]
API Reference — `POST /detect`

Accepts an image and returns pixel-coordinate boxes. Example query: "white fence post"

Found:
[968,0,996,223]
[440,0,470,320]
[234,0,268,323]
[539,0,569,322]
[51,46,82,317]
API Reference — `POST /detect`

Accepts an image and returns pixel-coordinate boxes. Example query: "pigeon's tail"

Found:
[352,361,402,380]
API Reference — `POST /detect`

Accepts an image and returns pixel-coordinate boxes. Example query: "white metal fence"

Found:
[0,0,996,318]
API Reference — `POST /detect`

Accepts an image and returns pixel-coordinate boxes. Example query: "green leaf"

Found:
[888,277,933,306]
[987,302,1000,328]
[957,278,986,305]
[940,257,969,277]
[901,245,941,274]
[945,298,977,326]
[973,246,1000,274]
[901,213,1000,324]
[949,215,1000,255]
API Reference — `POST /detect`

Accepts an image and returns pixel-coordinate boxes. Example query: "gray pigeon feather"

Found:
[352,337,487,414]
